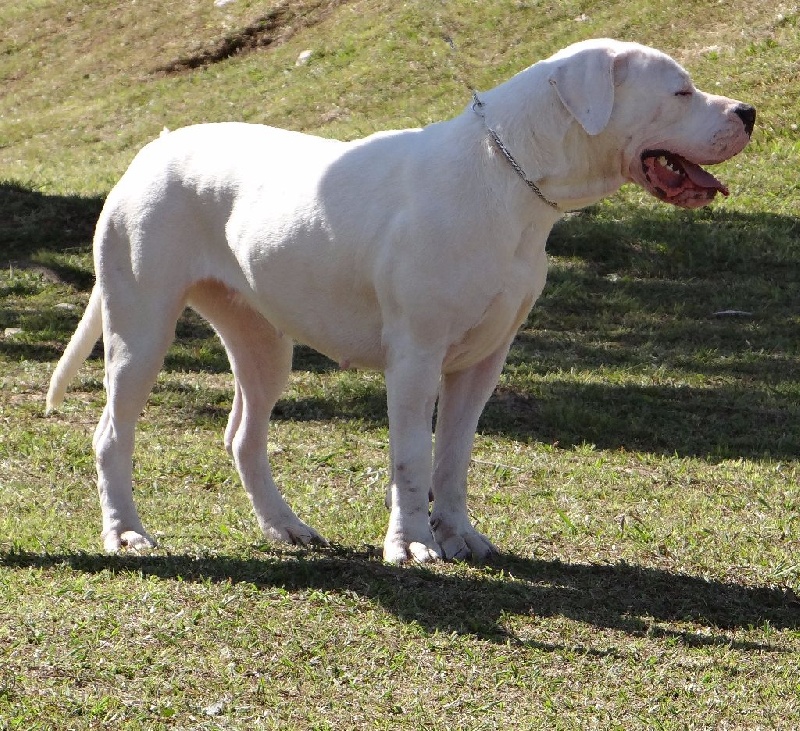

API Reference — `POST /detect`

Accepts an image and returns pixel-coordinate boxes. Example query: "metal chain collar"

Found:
[471,91,561,212]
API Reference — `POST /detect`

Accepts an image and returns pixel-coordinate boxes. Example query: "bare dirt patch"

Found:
[154,0,350,75]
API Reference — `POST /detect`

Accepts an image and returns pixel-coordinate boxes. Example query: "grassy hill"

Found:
[1,1,799,728]
[3,1,798,194]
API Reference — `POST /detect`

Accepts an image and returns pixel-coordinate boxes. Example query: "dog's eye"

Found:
[675,90,693,97]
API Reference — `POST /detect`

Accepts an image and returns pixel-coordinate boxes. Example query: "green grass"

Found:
[1,0,799,728]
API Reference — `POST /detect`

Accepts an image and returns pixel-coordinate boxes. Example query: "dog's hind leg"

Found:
[224,378,243,458]
[188,281,327,547]
[94,291,185,552]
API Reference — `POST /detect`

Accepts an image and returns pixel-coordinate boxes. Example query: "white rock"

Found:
[296,49,313,66]
[203,699,226,716]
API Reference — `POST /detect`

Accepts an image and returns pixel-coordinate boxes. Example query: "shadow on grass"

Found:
[265,374,799,458]
[0,181,103,284]
[3,180,799,459]
[0,182,101,364]
[2,547,797,653]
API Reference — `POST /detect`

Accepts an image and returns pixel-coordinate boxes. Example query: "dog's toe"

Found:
[464,534,500,561]
[286,525,330,548]
[408,541,442,563]
[383,537,442,565]
[438,534,472,561]
[263,517,328,548]
[432,520,499,562]
[103,528,156,553]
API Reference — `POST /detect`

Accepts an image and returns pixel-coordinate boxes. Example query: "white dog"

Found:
[47,39,754,563]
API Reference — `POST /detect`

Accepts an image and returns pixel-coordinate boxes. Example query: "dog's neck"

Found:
[471,91,563,213]
[473,63,629,213]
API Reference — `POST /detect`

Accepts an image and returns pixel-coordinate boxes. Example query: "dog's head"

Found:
[547,39,755,209]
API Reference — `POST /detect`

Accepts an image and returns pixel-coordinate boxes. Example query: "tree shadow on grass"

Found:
[168,206,800,459]
[0,182,102,361]
[0,181,103,285]
[1,547,797,653]
[3,181,799,459]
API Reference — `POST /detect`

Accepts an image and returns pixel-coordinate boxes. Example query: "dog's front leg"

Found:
[430,340,514,560]
[382,349,444,564]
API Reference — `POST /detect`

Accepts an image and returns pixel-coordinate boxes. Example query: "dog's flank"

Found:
[47,39,754,563]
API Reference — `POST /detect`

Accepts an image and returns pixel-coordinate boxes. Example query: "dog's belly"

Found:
[236,247,543,375]
[263,300,386,371]
[232,251,387,371]
[226,217,549,376]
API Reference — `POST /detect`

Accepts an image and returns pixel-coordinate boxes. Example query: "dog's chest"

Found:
[442,292,530,372]
[442,241,548,372]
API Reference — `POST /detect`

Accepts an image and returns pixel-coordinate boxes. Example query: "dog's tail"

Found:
[46,285,103,413]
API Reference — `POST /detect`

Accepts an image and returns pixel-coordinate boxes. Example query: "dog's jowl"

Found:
[47,39,754,563]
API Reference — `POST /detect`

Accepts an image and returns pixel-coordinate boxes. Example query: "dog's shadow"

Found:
[2,547,797,652]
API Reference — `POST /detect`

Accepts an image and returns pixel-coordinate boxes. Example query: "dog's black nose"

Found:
[734,104,756,137]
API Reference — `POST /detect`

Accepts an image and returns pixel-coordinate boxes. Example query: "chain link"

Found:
[439,23,561,212]
[471,92,561,211]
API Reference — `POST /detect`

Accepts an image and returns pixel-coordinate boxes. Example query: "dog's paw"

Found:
[263,518,329,548]
[383,534,443,564]
[103,528,156,553]
[430,516,499,561]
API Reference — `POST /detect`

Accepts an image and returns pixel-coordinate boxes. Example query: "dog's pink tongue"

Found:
[681,157,729,196]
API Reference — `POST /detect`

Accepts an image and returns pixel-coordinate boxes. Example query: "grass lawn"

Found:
[1,1,799,728]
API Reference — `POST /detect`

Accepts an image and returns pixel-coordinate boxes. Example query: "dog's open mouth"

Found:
[640,150,729,209]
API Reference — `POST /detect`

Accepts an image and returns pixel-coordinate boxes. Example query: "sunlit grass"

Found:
[1,1,799,728]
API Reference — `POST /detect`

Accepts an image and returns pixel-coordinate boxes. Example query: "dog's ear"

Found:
[549,48,620,136]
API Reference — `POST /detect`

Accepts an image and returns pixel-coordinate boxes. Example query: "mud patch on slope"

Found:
[154,0,348,75]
